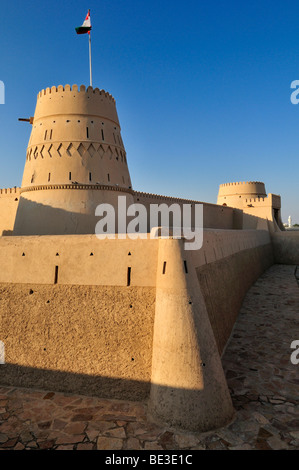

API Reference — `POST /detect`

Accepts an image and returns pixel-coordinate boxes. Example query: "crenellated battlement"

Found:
[134,191,233,209]
[0,187,20,195]
[134,190,201,204]
[245,197,266,204]
[219,181,264,187]
[37,85,115,102]
[245,194,281,208]
[218,181,267,200]
[33,83,120,125]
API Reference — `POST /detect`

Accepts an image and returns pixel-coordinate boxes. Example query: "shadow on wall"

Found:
[13,193,239,236]
[241,211,283,232]
[1,230,13,236]
[272,231,299,265]
[13,196,99,236]
[0,363,150,402]
[243,206,284,232]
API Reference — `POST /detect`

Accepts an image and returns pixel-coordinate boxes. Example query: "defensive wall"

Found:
[0,228,274,431]
[0,183,282,237]
[271,230,299,265]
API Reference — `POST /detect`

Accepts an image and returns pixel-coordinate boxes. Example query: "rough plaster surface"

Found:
[0,284,156,401]
[196,244,274,355]
[272,232,299,265]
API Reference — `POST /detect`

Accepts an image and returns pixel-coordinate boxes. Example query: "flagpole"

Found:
[89,32,92,87]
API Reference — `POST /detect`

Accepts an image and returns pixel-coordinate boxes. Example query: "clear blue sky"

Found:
[0,0,298,223]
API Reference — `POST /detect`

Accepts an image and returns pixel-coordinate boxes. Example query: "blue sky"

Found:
[0,0,298,223]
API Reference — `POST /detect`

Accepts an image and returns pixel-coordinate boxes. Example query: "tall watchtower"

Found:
[14,84,134,235]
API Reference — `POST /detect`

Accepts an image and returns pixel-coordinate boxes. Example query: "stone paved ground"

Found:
[0,264,298,450]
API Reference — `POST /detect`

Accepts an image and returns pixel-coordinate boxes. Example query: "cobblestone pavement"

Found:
[0,264,298,450]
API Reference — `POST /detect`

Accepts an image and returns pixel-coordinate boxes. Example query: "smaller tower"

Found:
[217,181,267,209]
[217,181,284,231]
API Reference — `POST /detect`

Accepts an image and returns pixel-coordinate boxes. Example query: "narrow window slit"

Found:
[54,266,59,285]
[162,261,167,274]
[127,267,131,286]
[184,260,188,274]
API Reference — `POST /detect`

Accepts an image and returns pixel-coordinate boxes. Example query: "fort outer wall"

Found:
[271,231,299,265]
[0,186,239,236]
[133,191,241,230]
[0,183,282,236]
[0,228,274,431]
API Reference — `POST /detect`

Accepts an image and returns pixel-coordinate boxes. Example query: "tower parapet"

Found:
[217,181,266,207]
[14,85,134,235]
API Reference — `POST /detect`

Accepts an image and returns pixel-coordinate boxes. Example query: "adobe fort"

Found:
[0,84,298,432]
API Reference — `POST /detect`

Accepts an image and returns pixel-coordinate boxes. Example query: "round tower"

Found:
[217,181,267,209]
[13,84,134,235]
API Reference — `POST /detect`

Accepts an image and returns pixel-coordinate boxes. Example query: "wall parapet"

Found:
[38,85,115,102]
[0,187,20,195]
[134,190,201,204]
[245,197,266,204]
[219,181,264,187]
[0,230,272,285]
[244,193,281,208]
[134,190,232,209]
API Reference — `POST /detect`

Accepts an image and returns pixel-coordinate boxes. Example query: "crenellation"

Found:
[36,84,116,104]
[245,197,266,204]
[0,187,20,195]
[220,181,265,187]
[134,190,202,204]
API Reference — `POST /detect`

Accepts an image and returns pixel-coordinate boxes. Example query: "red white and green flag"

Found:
[75,10,92,35]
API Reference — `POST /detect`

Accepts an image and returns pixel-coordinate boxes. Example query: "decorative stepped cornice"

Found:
[20,183,134,195]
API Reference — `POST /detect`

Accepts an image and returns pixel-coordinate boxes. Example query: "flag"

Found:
[75,10,92,35]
